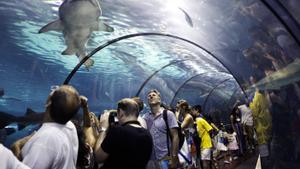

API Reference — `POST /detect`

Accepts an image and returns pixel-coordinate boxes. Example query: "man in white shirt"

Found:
[238,104,253,126]
[0,143,30,169]
[238,103,255,152]
[20,85,81,169]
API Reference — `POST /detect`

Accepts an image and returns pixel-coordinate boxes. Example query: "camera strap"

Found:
[122,120,141,126]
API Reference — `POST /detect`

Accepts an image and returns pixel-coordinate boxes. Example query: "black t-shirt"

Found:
[100,122,153,169]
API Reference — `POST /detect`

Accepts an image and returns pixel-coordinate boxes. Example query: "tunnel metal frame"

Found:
[276,0,300,30]
[261,0,300,46]
[202,78,232,112]
[135,58,229,97]
[63,32,249,100]
[225,87,242,112]
[135,59,190,97]
[169,71,229,106]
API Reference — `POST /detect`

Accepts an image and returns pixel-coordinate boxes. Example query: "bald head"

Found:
[117,98,139,117]
[47,85,81,124]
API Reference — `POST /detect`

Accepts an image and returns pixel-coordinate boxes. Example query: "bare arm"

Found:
[81,96,92,127]
[181,114,194,130]
[210,123,219,132]
[94,131,108,163]
[11,132,34,160]
[94,111,111,163]
[169,128,179,169]
[81,96,98,147]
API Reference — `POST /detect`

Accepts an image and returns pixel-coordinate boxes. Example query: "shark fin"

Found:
[62,47,76,55]
[38,20,64,33]
[99,21,114,32]
[26,108,36,116]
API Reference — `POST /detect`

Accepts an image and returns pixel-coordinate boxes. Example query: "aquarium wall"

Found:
[0,0,299,168]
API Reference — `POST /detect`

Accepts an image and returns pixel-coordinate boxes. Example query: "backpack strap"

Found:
[163,109,171,156]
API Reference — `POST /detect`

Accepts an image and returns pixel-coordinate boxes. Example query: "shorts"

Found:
[201,148,212,160]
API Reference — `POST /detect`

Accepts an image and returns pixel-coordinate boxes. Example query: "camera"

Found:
[108,111,118,127]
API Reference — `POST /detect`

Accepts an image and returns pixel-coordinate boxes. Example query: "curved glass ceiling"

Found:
[1,1,300,167]
[0,0,299,114]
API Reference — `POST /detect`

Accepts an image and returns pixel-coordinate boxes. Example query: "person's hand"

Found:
[11,132,35,160]
[11,142,22,160]
[99,111,110,130]
[80,96,88,108]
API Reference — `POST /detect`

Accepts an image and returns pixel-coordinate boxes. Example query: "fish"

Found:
[250,58,300,90]
[39,0,114,69]
[0,111,17,129]
[0,108,44,129]
[0,88,21,101]
[178,7,193,27]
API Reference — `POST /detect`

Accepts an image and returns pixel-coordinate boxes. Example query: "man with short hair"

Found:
[238,102,255,153]
[94,98,153,169]
[191,105,213,169]
[143,89,179,169]
[20,85,81,169]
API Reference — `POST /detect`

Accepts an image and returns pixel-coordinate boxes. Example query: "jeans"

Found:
[146,160,169,169]
[161,160,169,169]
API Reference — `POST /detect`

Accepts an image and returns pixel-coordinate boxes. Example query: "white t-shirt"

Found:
[22,121,78,169]
[0,144,30,169]
[238,104,253,126]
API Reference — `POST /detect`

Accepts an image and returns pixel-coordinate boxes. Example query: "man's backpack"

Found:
[163,109,185,154]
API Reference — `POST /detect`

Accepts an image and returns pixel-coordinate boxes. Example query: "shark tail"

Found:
[38,20,64,33]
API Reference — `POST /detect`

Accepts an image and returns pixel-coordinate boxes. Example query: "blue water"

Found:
[3,0,275,115]
[0,1,300,168]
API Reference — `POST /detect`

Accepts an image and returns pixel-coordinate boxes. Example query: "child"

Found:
[216,124,229,164]
[226,127,239,163]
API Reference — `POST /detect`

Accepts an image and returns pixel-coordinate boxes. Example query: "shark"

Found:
[39,0,114,69]
[0,108,44,129]
[0,88,21,101]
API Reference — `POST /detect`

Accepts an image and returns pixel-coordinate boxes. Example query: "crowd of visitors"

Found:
[0,85,299,169]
